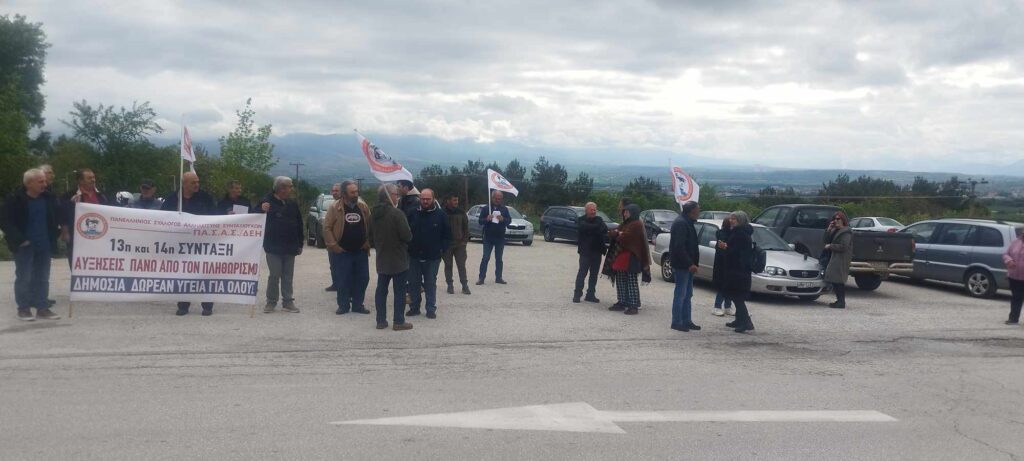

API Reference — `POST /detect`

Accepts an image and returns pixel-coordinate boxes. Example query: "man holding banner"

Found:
[161,171,219,316]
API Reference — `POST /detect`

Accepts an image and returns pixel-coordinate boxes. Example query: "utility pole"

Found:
[289,162,305,183]
[962,177,989,217]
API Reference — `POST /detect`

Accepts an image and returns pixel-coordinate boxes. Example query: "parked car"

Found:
[540,206,619,243]
[699,211,731,221]
[306,193,335,248]
[899,218,1023,298]
[638,209,678,242]
[851,217,903,232]
[651,220,825,300]
[753,204,915,290]
[467,204,534,245]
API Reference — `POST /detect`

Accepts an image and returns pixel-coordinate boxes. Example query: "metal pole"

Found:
[290,162,305,183]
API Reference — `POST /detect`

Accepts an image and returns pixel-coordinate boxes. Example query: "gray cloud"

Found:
[9,0,1024,170]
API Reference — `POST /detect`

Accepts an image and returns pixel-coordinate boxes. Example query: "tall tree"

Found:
[504,158,526,181]
[0,15,49,128]
[62,100,163,153]
[219,98,277,173]
[530,156,569,207]
[567,171,593,205]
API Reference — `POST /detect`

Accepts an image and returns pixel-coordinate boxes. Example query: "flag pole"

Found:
[178,119,185,213]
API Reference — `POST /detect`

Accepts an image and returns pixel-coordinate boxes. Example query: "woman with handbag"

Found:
[823,211,853,309]
[606,204,652,315]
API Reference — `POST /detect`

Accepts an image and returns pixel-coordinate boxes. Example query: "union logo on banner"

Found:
[671,166,699,205]
[75,213,108,240]
[355,132,414,182]
[487,168,519,196]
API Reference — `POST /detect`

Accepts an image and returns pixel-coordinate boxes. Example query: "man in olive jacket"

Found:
[368,184,413,331]
[442,194,471,295]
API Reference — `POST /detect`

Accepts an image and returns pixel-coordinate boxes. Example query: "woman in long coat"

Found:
[823,211,853,309]
[722,211,754,333]
[711,217,733,316]
[607,204,652,315]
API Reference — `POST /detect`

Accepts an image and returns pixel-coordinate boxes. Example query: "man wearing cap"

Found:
[132,179,163,210]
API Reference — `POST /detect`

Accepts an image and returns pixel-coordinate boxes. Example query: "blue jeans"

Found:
[376,271,408,324]
[714,291,732,309]
[327,249,338,287]
[409,259,441,314]
[14,242,51,310]
[330,250,369,312]
[479,238,505,281]
[671,270,694,326]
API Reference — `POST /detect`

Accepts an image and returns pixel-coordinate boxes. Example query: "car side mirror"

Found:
[788,243,796,250]
[522,214,527,219]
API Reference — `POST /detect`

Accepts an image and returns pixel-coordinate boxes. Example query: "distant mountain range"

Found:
[174,133,1024,191]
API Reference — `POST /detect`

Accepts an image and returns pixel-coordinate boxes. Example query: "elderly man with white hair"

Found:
[161,171,218,316]
[258,176,304,313]
[1,169,61,321]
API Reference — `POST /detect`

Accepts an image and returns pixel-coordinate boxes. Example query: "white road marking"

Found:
[332,402,897,433]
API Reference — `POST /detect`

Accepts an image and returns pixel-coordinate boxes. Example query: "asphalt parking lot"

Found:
[1,239,1022,460]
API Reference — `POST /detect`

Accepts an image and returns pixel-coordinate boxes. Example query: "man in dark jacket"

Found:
[574,202,607,303]
[217,179,252,215]
[131,179,163,210]
[396,179,420,217]
[162,171,218,316]
[442,194,471,295]
[669,201,701,332]
[258,176,303,314]
[2,169,61,321]
[61,168,109,267]
[477,190,511,285]
[405,189,451,319]
[368,183,414,331]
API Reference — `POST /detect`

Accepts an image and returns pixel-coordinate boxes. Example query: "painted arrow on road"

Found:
[331,402,897,434]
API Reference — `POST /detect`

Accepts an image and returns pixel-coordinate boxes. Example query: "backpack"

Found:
[750,243,767,273]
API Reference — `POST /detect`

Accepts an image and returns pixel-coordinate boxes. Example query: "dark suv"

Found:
[540,206,618,243]
[306,193,335,248]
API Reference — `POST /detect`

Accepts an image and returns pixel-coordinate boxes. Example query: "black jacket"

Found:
[478,204,511,241]
[161,190,217,215]
[722,223,753,297]
[669,214,699,270]
[1,187,60,252]
[60,188,109,230]
[712,227,732,288]
[258,192,303,255]
[576,215,608,254]
[217,195,252,215]
[407,203,451,260]
[399,194,420,217]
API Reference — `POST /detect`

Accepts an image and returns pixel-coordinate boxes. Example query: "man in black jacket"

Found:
[258,176,303,314]
[405,189,451,319]
[574,202,607,303]
[61,168,109,267]
[2,169,61,321]
[161,171,218,316]
[477,190,511,285]
[669,201,701,332]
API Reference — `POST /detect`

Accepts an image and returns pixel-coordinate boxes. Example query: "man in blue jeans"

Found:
[669,201,701,332]
[477,190,511,285]
[405,189,451,319]
[2,169,61,321]
[323,180,371,315]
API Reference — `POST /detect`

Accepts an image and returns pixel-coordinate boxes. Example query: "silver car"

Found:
[467,204,534,246]
[651,219,825,300]
[851,217,903,232]
[899,218,1022,298]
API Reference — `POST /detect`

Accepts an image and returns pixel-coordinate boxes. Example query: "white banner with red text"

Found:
[69,203,266,305]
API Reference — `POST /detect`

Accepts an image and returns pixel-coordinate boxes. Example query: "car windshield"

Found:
[507,207,523,219]
[597,211,614,223]
[876,218,902,227]
[653,211,678,222]
[752,227,791,251]
[322,198,335,209]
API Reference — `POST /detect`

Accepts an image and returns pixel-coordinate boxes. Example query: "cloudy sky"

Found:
[9,0,1024,170]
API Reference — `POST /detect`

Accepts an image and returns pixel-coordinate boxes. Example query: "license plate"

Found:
[797,282,815,288]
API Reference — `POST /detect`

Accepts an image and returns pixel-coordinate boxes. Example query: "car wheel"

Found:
[854,274,883,291]
[964,269,997,298]
[522,239,533,246]
[544,227,554,242]
[798,295,820,302]
[661,255,674,282]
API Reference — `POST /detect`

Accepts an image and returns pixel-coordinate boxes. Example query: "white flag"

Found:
[356,132,413,182]
[487,168,519,196]
[671,166,699,205]
[181,125,196,173]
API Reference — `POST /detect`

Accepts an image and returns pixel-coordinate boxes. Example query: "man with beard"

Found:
[323,180,371,315]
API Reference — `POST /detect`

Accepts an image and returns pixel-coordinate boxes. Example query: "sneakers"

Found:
[1005,320,1019,325]
[281,301,300,313]
[17,310,35,321]
[608,304,626,312]
[325,285,337,292]
[671,324,689,332]
[264,303,276,313]
[175,306,189,316]
[476,279,485,285]
[393,322,413,331]
[406,309,422,317]
[624,307,639,315]
[35,308,61,320]
[376,321,389,329]
[584,295,600,303]
[462,284,472,295]
[426,312,437,319]
[828,301,846,309]
[447,283,455,294]
[712,308,725,317]
[725,306,736,316]
[495,279,507,284]
[201,307,212,316]
[572,295,582,303]
[684,322,701,331]
[351,306,370,314]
